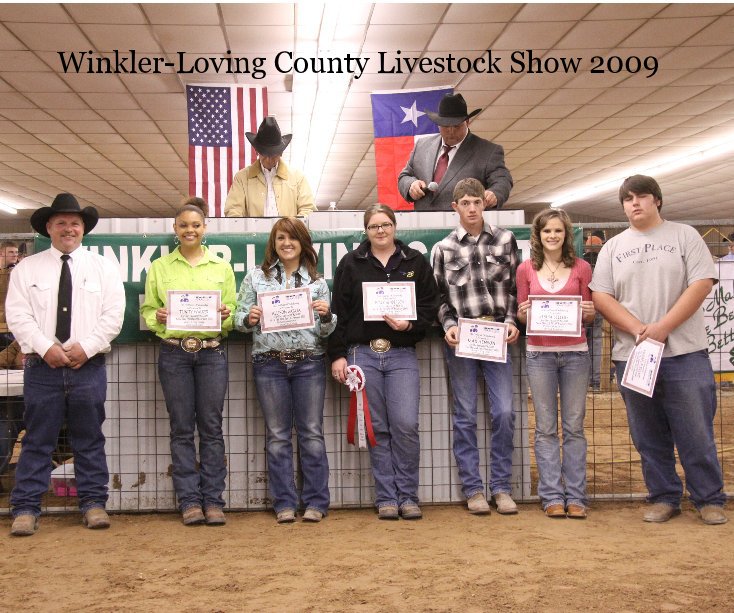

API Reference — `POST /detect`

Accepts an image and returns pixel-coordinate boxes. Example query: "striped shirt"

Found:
[433,223,519,331]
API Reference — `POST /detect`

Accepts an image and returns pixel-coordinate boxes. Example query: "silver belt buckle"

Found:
[369,338,391,353]
[476,315,495,322]
[181,336,203,353]
[279,350,300,364]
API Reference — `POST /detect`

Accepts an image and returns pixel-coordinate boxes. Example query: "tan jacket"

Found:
[224,160,315,217]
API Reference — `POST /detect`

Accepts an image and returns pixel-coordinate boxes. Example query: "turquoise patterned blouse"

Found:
[234,261,336,355]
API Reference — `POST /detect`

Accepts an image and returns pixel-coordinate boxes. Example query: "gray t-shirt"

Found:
[589,220,716,360]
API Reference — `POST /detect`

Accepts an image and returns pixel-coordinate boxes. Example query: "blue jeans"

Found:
[586,313,603,388]
[349,345,420,508]
[444,345,515,497]
[526,350,590,509]
[158,343,228,511]
[253,352,330,514]
[615,350,725,509]
[11,355,108,517]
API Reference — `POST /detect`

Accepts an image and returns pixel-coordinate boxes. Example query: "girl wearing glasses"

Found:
[516,208,596,519]
[328,204,439,520]
[234,217,335,524]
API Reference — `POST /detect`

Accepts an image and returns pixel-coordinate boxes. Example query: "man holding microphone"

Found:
[398,93,513,211]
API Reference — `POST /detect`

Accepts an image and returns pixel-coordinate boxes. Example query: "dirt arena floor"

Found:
[2,387,733,612]
[3,502,733,613]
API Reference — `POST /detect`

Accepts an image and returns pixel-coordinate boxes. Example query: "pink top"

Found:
[516,257,592,349]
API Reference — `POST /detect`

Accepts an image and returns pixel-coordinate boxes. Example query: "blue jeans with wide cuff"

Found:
[253,352,330,515]
[158,343,228,512]
[444,345,515,498]
[348,345,420,509]
[11,355,108,517]
[614,349,725,509]
[526,350,590,509]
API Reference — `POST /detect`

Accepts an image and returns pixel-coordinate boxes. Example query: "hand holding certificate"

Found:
[621,338,664,397]
[455,317,509,362]
[167,290,221,332]
[258,287,315,333]
[526,295,582,337]
[362,282,417,321]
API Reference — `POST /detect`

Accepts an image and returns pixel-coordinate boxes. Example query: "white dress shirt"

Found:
[261,161,279,216]
[434,132,468,173]
[6,244,125,358]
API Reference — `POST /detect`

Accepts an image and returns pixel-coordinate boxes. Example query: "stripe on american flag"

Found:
[187,85,268,217]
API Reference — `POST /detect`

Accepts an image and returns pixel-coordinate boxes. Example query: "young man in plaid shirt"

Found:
[433,178,520,516]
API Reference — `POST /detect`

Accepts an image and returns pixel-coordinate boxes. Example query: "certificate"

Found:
[362,282,417,321]
[258,287,314,333]
[455,318,508,363]
[621,338,665,397]
[526,295,582,337]
[167,290,221,332]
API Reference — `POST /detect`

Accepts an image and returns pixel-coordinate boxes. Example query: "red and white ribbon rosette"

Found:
[345,365,377,449]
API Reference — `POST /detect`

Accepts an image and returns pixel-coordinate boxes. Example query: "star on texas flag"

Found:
[371,86,452,210]
[401,100,425,127]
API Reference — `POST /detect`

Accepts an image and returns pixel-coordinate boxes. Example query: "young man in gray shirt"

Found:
[590,174,726,525]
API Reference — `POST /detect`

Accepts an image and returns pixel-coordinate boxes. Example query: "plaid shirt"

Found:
[433,223,519,331]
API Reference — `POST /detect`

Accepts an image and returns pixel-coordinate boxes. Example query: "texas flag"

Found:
[371,86,452,210]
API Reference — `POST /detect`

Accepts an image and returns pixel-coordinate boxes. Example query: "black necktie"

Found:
[56,254,72,343]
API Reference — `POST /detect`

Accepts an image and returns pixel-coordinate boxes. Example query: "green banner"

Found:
[36,227,583,343]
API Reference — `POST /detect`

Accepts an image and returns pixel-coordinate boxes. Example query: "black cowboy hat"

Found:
[246,116,292,157]
[425,93,482,127]
[30,193,99,237]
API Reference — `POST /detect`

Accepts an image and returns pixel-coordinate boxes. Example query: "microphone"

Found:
[426,181,439,192]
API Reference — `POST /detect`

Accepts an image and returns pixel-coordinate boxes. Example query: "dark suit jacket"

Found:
[397,132,513,211]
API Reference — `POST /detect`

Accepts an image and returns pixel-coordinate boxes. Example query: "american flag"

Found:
[187,84,267,216]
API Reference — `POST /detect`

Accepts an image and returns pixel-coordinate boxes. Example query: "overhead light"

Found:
[290,3,348,200]
[289,4,321,171]
[550,178,621,209]
[0,202,18,214]
[550,136,734,208]
[303,74,350,193]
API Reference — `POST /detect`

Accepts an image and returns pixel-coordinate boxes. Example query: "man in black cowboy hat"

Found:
[398,93,513,211]
[224,116,315,217]
[5,193,125,536]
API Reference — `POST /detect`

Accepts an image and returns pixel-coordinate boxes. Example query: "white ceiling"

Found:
[1,2,733,228]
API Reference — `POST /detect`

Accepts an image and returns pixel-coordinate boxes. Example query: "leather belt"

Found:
[162,336,221,353]
[369,338,391,353]
[264,349,312,364]
[25,352,104,363]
